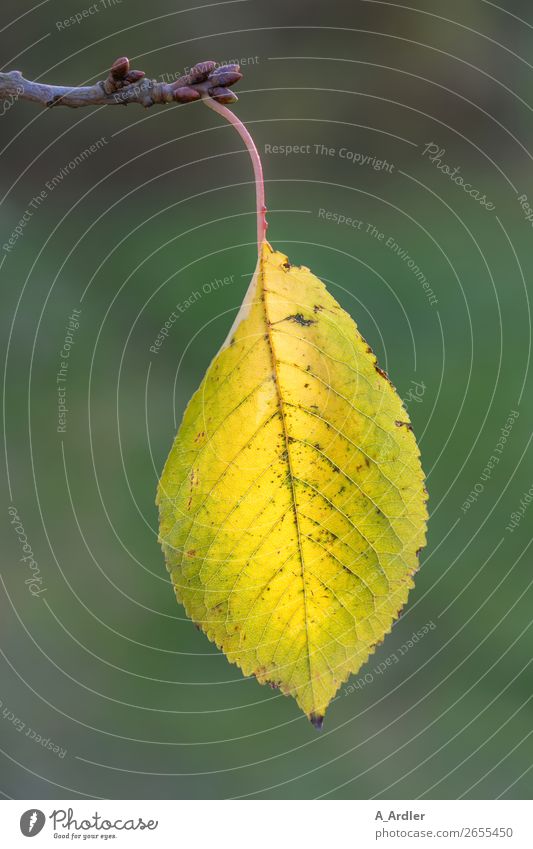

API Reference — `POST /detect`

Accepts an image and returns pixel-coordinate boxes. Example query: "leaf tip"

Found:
[309,712,324,731]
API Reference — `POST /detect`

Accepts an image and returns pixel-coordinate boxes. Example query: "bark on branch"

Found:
[0,57,242,109]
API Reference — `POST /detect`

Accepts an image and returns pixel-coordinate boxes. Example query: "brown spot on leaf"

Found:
[285,313,316,327]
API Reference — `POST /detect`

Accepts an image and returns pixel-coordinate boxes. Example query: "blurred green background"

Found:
[1,0,532,800]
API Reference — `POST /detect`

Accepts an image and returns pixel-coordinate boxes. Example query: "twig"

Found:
[0,56,267,251]
[0,57,242,109]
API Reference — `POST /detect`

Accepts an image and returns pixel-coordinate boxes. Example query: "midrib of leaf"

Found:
[260,259,318,712]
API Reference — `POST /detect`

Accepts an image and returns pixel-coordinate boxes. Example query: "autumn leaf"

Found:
[157,240,428,725]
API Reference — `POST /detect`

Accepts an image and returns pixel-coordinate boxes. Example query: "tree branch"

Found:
[0,57,242,109]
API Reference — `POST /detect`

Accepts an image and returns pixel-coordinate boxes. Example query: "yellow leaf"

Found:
[157,241,428,725]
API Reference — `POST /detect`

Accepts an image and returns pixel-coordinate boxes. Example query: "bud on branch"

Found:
[0,57,242,109]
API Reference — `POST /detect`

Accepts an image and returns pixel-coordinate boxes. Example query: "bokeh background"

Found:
[1,0,532,800]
